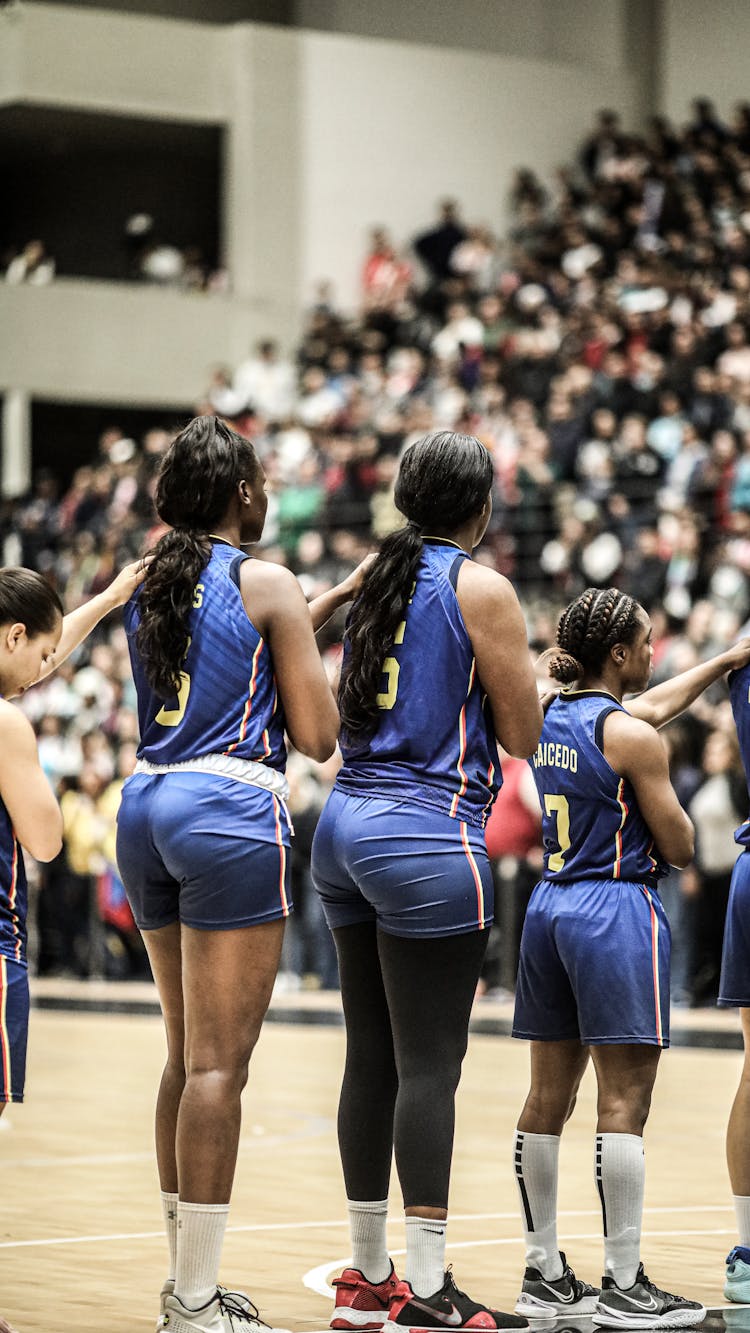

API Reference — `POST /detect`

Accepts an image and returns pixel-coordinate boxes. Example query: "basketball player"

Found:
[512,587,749,1327]
[116,415,363,1333]
[312,430,542,1332]
[0,558,147,1333]
[719,652,750,1301]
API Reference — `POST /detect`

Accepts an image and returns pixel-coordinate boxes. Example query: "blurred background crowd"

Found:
[10,97,750,1007]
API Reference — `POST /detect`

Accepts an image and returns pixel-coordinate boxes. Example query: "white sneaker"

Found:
[158,1281,256,1328]
[161,1289,291,1333]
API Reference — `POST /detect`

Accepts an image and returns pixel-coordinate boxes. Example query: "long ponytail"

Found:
[136,415,260,699]
[338,523,424,738]
[135,529,211,698]
[339,430,493,739]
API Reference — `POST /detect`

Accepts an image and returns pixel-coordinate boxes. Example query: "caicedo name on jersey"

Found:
[532,742,579,772]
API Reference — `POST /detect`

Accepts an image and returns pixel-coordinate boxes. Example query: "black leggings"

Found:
[333,922,489,1209]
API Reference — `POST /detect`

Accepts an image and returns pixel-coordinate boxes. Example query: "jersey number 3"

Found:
[544,793,571,872]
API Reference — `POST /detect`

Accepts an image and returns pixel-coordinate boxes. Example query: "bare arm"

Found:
[35,558,148,683]
[241,562,339,762]
[455,563,543,759]
[307,554,377,633]
[0,703,62,861]
[627,637,750,729]
[603,710,694,868]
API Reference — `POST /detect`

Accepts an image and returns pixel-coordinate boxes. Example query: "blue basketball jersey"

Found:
[123,540,286,771]
[336,539,501,827]
[530,690,666,883]
[728,664,750,847]
[0,788,26,967]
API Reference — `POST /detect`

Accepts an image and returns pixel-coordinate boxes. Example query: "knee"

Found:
[597,1086,652,1134]
[185,1059,251,1099]
[163,1053,186,1090]
[520,1086,576,1135]
[185,1038,256,1096]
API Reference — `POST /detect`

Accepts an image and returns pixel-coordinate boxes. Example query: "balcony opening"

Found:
[1,106,223,286]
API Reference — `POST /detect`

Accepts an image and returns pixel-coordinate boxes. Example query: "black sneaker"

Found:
[387,1268,529,1332]
[515,1252,599,1317]
[592,1264,706,1328]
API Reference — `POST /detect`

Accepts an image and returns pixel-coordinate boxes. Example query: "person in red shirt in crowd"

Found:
[361,228,412,313]
[482,752,543,993]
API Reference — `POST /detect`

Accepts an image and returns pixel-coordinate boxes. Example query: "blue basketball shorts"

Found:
[116,772,292,932]
[0,956,29,1103]
[513,877,670,1047]
[719,850,750,1007]
[311,787,493,938]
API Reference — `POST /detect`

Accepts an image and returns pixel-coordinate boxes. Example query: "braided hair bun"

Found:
[550,587,641,684]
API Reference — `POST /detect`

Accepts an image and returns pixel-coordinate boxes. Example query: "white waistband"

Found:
[134,752,290,802]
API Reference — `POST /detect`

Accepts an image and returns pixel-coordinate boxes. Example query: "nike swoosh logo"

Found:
[409,1301,463,1326]
[615,1294,659,1311]
[539,1284,575,1303]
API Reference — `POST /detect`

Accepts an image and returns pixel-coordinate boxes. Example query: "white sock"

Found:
[405,1216,446,1298]
[514,1131,563,1280]
[596,1133,644,1289]
[161,1190,179,1282]
[733,1195,750,1247]
[174,1200,230,1308]
[348,1198,391,1283]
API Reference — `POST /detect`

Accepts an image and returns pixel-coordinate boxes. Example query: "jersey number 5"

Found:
[376,584,415,711]
[544,793,571,872]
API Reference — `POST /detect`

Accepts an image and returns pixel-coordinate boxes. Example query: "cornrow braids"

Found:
[549,586,641,684]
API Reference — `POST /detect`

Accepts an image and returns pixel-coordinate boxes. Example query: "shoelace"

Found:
[564,1269,597,1300]
[441,1268,478,1307]
[637,1273,682,1306]
[218,1291,266,1327]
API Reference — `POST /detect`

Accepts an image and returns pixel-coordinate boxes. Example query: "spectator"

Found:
[5,240,55,285]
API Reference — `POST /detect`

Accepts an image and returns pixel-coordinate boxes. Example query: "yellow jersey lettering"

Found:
[544,793,571,872]
[155,636,192,728]
[533,742,578,772]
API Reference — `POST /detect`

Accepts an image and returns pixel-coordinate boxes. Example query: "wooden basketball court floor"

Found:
[2,988,749,1333]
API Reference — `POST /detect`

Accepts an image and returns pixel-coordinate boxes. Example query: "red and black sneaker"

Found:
[331,1263,401,1329]
[387,1269,530,1332]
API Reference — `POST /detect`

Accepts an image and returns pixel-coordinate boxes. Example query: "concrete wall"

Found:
[0,2,227,121]
[296,27,640,308]
[0,280,290,405]
[293,0,628,70]
[1,3,642,314]
[0,0,646,422]
[660,0,750,123]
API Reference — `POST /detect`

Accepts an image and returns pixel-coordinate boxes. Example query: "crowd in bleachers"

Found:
[12,97,750,1003]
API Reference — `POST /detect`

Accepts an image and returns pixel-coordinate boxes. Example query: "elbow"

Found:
[500,710,544,761]
[672,838,695,871]
[306,734,339,763]
[30,832,63,863]
[505,734,541,761]
[26,807,64,862]
[668,821,695,870]
[289,721,340,764]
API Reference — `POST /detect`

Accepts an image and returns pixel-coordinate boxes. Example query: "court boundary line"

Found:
[0,1205,737,1252]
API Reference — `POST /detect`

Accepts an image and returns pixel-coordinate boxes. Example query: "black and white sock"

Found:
[596,1133,644,1289]
[514,1130,563,1280]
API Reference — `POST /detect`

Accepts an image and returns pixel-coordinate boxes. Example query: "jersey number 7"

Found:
[544,793,571,872]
